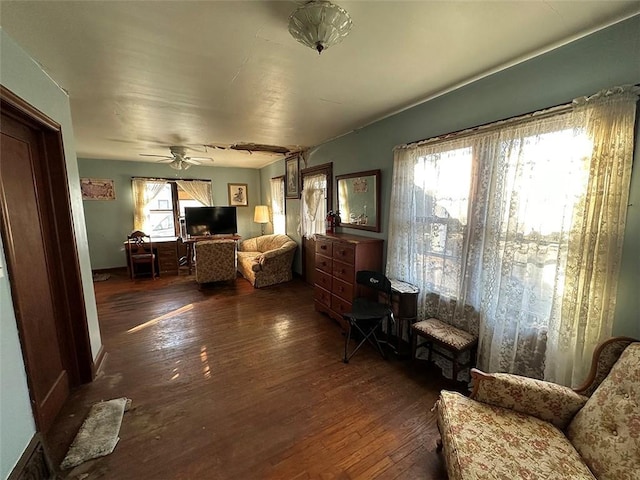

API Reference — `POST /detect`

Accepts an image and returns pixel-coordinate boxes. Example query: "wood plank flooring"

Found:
[46,271,457,480]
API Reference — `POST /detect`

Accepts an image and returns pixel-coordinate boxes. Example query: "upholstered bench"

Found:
[411,317,478,382]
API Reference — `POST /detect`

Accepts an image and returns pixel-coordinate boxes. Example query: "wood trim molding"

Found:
[0,85,60,132]
[92,346,107,378]
[7,433,53,480]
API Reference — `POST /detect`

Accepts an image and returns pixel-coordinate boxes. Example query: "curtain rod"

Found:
[131,177,212,182]
[395,102,573,150]
[395,84,640,151]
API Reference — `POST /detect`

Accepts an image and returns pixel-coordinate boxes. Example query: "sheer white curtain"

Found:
[176,180,212,206]
[300,173,327,238]
[270,177,286,234]
[545,86,639,386]
[387,86,638,384]
[132,178,167,233]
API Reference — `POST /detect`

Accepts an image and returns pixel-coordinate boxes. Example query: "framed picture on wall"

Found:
[228,183,248,206]
[80,178,116,200]
[285,156,300,199]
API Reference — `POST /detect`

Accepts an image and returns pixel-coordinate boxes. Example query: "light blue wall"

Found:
[78,159,262,269]
[268,15,640,338]
[0,29,102,478]
[259,159,304,272]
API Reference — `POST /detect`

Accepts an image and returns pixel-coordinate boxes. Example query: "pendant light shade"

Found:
[288,1,353,54]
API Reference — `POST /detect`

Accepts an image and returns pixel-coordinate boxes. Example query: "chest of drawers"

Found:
[314,233,383,329]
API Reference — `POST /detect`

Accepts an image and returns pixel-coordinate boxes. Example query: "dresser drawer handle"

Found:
[321,245,327,250]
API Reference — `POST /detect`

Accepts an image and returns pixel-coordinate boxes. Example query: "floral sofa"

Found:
[237,234,296,288]
[435,337,639,480]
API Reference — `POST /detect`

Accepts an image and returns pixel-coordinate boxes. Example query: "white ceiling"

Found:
[1,1,639,168]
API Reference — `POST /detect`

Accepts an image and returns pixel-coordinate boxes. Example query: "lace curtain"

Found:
[176,180,212,206]
[300,173,327,239]
[270,177,286,234]
[545,87,639,386]
[387,86,638,385]
[132,178,166,233]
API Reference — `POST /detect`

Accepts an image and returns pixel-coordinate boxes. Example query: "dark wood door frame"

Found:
[300,162,333,284]
[0,86,95,420]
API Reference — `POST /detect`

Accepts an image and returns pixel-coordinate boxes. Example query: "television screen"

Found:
[184,206,237,236]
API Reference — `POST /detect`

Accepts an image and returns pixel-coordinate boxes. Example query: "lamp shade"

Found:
[254,205,270,224]
[288,0,353,54]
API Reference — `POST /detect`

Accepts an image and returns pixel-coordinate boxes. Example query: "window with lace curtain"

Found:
[270,176,286,234]
[387,86,638,386]
[132,178,212,236]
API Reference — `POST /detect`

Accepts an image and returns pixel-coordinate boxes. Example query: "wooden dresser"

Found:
[314,233,383,329]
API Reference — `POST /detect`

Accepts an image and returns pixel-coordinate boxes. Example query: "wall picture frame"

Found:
[285,156,300,199]
[80,178,116,200]
[228,183,248,207]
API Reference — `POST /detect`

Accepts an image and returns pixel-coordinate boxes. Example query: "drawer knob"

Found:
[321,245,327,250]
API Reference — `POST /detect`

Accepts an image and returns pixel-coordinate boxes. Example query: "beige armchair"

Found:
[194,239,237,286]
[435,337,639,480]
[237,234,296,288]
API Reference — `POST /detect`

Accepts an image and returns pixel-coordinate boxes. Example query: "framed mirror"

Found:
[336,169,381,232]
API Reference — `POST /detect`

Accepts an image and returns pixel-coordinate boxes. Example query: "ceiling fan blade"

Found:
[185,158,202,165]
[140,154,173,159]
[189,156,213,161]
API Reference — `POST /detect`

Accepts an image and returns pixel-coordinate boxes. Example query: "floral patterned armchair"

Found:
[194,239,237,285]
[435,337,639,480]
[237,234,296,288]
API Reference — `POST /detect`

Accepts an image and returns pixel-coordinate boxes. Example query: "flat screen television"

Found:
[184,206,237,236]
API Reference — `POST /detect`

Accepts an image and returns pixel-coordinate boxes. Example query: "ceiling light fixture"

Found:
[169,159,190,170]
[288,0,353,55]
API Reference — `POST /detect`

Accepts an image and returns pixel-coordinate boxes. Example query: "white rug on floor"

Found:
[60,397,131,470]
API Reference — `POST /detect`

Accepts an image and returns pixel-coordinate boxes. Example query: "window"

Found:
[270,176,286,234]
[132,178,212,236]
[413,147,472,298]
[387,86,638,385]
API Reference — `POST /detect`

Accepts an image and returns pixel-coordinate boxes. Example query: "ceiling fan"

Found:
[139,145,213,170]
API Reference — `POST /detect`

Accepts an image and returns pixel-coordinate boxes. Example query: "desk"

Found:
[183,235,241,274]
[124,237,179,277]
[388,279,419,356]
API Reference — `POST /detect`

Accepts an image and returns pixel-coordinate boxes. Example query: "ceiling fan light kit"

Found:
[288,0,353,54]
[139,145,212,171]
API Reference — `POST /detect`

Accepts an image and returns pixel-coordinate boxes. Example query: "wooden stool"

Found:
[411,317,478,382]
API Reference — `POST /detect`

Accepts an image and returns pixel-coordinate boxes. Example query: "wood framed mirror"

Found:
[336,169,381,232]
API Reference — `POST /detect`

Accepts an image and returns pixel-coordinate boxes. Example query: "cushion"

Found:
[413,318,477,350]
[437,391,596,480]
[566,343,640,480]
[473,372,588,430]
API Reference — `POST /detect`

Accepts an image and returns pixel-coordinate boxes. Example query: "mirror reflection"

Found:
[336,169,381,232]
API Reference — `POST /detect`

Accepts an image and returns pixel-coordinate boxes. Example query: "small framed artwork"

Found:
[285,156,300,199]
[80,178,116,200]
[228,183,248,207]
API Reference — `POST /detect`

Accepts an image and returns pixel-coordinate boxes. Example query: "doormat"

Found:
[60,397,132,470]
[92,273,111,282]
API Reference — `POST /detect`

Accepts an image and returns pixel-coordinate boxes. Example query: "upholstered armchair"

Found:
[435,337,639,480]
[237,234,296,288]
[194,239,237,285]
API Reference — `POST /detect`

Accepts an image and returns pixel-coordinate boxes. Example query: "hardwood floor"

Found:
[46,271,458,479]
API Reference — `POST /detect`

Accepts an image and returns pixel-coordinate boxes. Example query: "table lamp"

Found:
[254,205,269,235]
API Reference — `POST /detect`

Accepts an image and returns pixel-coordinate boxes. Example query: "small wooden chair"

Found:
[411,317,478,382]
[127,230,156,280]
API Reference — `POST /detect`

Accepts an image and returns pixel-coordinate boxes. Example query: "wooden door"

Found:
[0,95,72,432]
